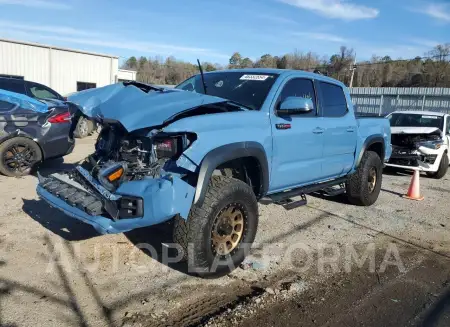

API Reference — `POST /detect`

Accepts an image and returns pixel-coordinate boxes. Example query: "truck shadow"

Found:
[33,157,80,178]
[124,222,192,276]
[22,199,100,241]
[22,198,193,275]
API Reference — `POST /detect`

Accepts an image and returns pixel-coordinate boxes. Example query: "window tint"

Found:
[447,117,450,134]
[0,79,26,94]
[277,78,316,116]
[0,74,24,80]
[176,72,278,110]
[319,82,348,117]
[77,82,96,92]
[27,83,59,100]
[389,113,444,129]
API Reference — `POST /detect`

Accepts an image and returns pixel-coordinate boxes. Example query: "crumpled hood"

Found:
[68,83,227,132]
[391,127,442,135]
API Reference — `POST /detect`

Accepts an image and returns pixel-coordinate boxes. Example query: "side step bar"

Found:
[268,177,348,210]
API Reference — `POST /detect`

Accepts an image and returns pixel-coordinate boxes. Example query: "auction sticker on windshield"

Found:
[240,74,270,81]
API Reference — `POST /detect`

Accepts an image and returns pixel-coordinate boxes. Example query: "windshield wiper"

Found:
[123,81,165,93]
[226,100,253,111]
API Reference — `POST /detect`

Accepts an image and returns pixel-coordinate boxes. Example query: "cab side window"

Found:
[319,82,348,117]
[276,78,316,117]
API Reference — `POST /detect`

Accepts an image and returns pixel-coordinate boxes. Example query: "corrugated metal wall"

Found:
[350,87,450,115]
[0,39,119,95]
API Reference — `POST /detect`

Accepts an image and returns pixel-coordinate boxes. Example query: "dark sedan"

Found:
[0,88,74,176]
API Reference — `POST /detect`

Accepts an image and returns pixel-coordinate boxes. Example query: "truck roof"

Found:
[206,68,346,87]
[390,110,447,117]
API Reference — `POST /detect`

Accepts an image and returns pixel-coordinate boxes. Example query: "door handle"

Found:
[313,127,325,134]
[347,127,355,132]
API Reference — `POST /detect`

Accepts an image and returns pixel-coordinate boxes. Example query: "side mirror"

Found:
[277,97,314,115]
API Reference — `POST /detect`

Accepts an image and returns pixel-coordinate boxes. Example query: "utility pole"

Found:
[349,54,357,88]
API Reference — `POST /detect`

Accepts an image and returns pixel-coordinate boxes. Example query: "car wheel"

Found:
[426,153,449,179]
[74,117,89,138]
[346,151,383,206]
[173,176,258,278]
[0,137,42,177]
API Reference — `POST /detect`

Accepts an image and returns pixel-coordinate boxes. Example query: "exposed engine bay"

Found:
[388,129,445,168]
[391,131,441,149]
[81,124,195,191]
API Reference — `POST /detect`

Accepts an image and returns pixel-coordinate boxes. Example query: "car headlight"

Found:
[152,134,196,159]
[417,140,444,150]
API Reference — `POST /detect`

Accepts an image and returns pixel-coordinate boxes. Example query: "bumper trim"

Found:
[37,185,145,234]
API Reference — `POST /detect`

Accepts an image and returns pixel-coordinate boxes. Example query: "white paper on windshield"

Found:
[240,74,269,81]
[422,115,439,119]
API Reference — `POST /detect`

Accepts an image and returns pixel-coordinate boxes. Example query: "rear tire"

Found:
[426,153,449,179]
[173,176,258,278]
[346,151,383,206]
[0,137,42,177]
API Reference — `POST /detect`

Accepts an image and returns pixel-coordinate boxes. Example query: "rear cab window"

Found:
[318,82,348,117]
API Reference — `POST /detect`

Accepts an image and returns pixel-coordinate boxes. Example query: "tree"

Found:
[255,54,277,68]
[121,42,450,87]
[229,52,242,68]
[240,57,254,68]
[138,56,148,70]
[124,56,137,70]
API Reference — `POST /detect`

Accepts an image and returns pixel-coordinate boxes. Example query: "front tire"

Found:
[0,137,42,177]
[346,151,383,206]
[173,176,258,278]
[426,153,449,179]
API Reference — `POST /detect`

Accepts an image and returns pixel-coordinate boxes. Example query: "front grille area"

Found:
[40,170,144,220]
[40,175,105,216]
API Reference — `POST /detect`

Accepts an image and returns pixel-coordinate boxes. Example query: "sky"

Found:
[0,0,449,65]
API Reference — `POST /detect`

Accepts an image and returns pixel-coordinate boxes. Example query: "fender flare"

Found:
[355,135,385,168]
[194,142,269,206]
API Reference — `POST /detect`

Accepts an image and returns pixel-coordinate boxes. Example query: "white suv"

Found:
[385,111,450,179]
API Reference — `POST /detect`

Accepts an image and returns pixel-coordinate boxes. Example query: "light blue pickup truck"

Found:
[37,69,391,276]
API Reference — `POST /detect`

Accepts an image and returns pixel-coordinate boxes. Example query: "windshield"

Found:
[175,72,279,110]
[389,113,444,129]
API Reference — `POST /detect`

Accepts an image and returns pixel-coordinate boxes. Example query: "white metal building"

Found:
[0,38,135,96]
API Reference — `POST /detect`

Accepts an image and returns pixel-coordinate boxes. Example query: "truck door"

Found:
[317,81,357,178]
[269,77,324,192]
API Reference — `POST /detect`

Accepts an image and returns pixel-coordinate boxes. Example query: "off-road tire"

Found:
[426,153,449,179]
[173,176,258,278]
[346,151,383,206]
[0,137,42,177]
[74,117,89,138]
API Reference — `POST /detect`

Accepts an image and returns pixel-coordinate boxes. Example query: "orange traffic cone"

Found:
[403,170,424,201]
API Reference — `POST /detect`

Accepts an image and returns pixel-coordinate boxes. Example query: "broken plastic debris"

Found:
[239,260,265,270]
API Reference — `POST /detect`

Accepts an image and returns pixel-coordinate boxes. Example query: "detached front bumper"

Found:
[36,167,195,234]
[386,146,444,172]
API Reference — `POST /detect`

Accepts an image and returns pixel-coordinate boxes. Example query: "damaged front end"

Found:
[37,122,197,234]
[387,130,444,169]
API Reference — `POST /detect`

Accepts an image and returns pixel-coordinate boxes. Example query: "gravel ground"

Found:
[0,135,449,327]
